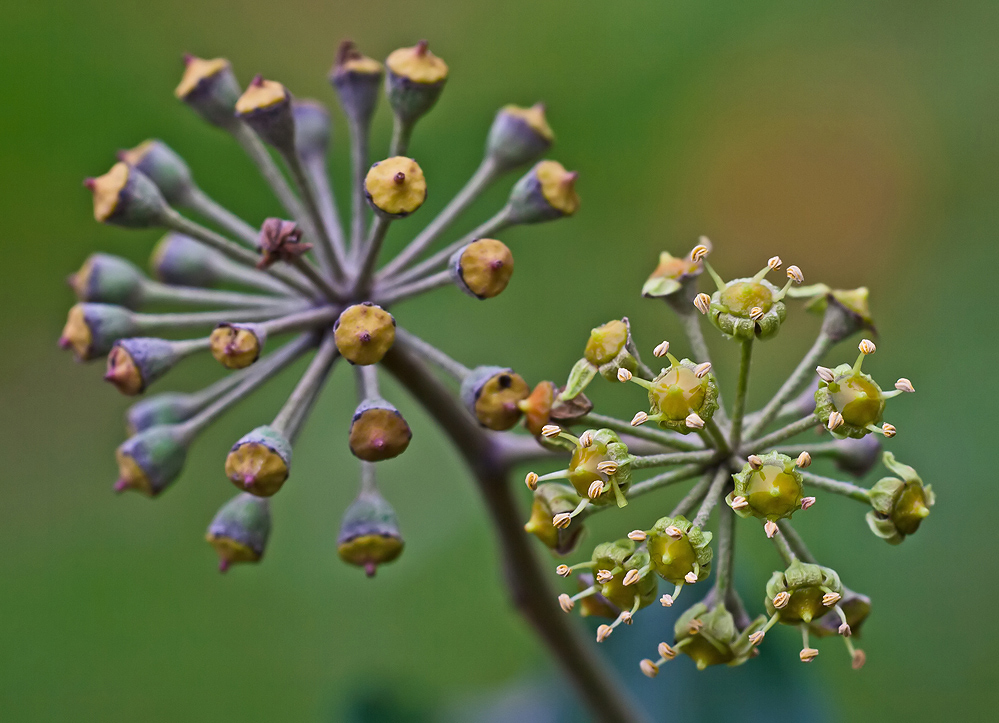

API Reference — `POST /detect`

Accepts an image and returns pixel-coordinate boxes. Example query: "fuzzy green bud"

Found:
[337,491,404,577]
[114,424,189,497]
[348,399,412,462]
[727,452,804,522]
[506,160,579,224]
[225,425,292,497]
[68,253,146,308]
[206,493,271,572]
[449,238,514,299]
[126,393,199,435]
[485,104,554,171]
[385,41,448,123]
[460,365,531,431]
[866,452,933,544]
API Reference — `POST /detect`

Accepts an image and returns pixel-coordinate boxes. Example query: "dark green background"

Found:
[1,0,995,720]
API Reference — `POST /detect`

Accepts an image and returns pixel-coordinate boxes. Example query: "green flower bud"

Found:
[329,40,384,127]
[59,303,138,361]
[174,55,242,128]
[337,491,404,577]
[210,323,265,369]
[565,429,632,507]
[561,318,640,400]
[105,337,183,395]
[765,560,843,625]
[291,99,330,160]
[348,399,412,462]
[449,238,514,299]
[225,425,292,497]
[523,483,585,555]
[84,162,168,228]
[206,493,271,572]
[364,157,427,218]
[460,365,531,431]
[234,76,295,151]
[114,424,189,497]
[673,603,765,670]
[590,539,658,612]
[506,160,579,224]
[385,41,448,123]
[646,515,713,585]
[485,104,554,171]
[126,393,199,435]
[334,303,396,365]
[118,139,195,206]
[727,452,804,523]
[709,277,787,341]
[866,452,933,544]
[68,253,145,308]
[518,380,555,437]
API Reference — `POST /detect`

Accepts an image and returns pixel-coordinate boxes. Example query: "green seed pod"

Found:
[84,162,168,228]
[460,365,531,431]
[866,452,933,545]
[364,157,427,219]
[709,277,787,341]
[333,303,396,365]
[645,358,719,434]
[348,399,412,462]
[384,41,448,123]
[646,515,713,585]
[590,539,658,612]
[765,560,844,624]
[523,483,586,555]
[291,100,330,161]
[68,253,146,308]
[485,104,554,171]
[235,76,295,151]
[329,40,384,128]
[225,425,292,497]
[449,238,514,299]
[565,429,632,507]
[59,303,139,361]
[174,55,242,128]
[506,160,579,224]
[337,491,404,577]
[126,393,199,435]
[210,323,265,369]
[518,380,555,437]
[206,492,271,572]
[674,603,765,670]
[811,588,871,638]
[105,338,183,395]
[118,140,195,206]
[114,424,189,497]
[814,362,886,439]
[727,452,804,522]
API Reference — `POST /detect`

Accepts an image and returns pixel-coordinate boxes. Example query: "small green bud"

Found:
[84,162,168,228]
[126,393,199,435]
[866,452,933,544]
[118,139,195,206]
[234,75,295,151]
[175,55,242,128]
[225,425,292,497]
[206,493,271,572]
[765,559,844,624]
[364,157,427,218]
[329,40,384,128]
[524,483,585,555]
[590,538,658,612]
[334,303,396,365]
[348,399,412,462]
[384,40,448,123]
[517,380,555,437]
[485,104,554,171]
[68,253,145,308]
[291,99,331,160]
[210,323,265,369]
[644,357,719,434]
[460,365,530,431]
[561,319,639,400]
[727,452,804,522]
[337,491,404,577]
[506,160,579,224]
[565,429,632,507]
[114,424,189,497]
[646,515,713,585]
[105,337,183,395]
[674,603,765,670]
[449,238,514,299]
[59,303,138,361]
[709,277,787,341]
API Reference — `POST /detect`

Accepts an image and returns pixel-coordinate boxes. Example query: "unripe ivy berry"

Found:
[485,104,554,171]
[210,323,265,369]
[106,337,182,395]
[348,399,412,461]
[114,424,189,497]
[329,40,383,127]
[727,452,804,524]
[84,162,168,228]
[337,491,404,577]
[867,452,933,545]
[174,55,242,128]
[235,76,295,150]
[506,160,579,224]
[385,40,448,123]
[118,140,195,206]
[225,425,292,497]
[460,365,530,431]
[364,157,427,218]
[59,303,139,361]
[672,603,765,670]
[523,483,585,555]
[206,493,271,572]
[764,560,844,625]
[69,253,145,308]
[449,238,514,299]
[334,303,396,365]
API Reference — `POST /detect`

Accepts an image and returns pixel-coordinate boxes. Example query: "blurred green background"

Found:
[1,0,996,720]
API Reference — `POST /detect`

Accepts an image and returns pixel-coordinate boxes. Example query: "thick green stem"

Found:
[702,418,731,456]
[347,118,371,253]
[355,216,392,292]
[799,470,871,503]
[141,281,291,309]
[714,502,736,600]
[771,528,798,565]
[281,149,347,282]
[389,115,415,157]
